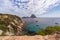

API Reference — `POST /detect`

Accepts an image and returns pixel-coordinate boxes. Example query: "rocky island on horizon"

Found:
[22,14,36,18]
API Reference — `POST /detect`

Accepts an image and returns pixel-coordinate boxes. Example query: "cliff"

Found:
[0,14,24,36]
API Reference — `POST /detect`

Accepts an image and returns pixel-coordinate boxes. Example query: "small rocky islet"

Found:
[0,14,24,36]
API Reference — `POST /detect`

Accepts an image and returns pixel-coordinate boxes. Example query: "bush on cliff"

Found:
[37,26,60,36]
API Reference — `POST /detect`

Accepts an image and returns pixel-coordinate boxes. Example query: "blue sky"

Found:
[0,0,60,17]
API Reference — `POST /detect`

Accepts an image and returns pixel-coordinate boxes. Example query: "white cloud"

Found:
[39,11,60,17]
[0,0,60,17]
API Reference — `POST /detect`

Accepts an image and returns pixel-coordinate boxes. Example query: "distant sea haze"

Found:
[22,17,60,27]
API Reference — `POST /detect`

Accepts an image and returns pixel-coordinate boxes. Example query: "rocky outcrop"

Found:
[0,14,24,36]
[30,14,36,18]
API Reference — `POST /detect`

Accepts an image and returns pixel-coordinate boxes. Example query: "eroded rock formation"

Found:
[0,14,24,36]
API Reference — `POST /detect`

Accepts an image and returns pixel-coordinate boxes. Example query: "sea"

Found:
[22,17,60,32]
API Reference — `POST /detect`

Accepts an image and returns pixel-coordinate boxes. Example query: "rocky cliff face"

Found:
[0,14,24,36]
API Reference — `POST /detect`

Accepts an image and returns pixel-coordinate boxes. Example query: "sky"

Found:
[0,0,60,17]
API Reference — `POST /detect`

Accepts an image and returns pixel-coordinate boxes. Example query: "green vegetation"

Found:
[37,29,46,36]
[37,26,60,36]
[0,25,8,32]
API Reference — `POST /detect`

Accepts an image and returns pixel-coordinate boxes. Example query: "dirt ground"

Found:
[0,35,57,40]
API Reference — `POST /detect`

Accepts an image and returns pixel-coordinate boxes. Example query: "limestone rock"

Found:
[0,14,24,36]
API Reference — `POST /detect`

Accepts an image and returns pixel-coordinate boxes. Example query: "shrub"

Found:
[37,26,60,35]
[37,29,46,36]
